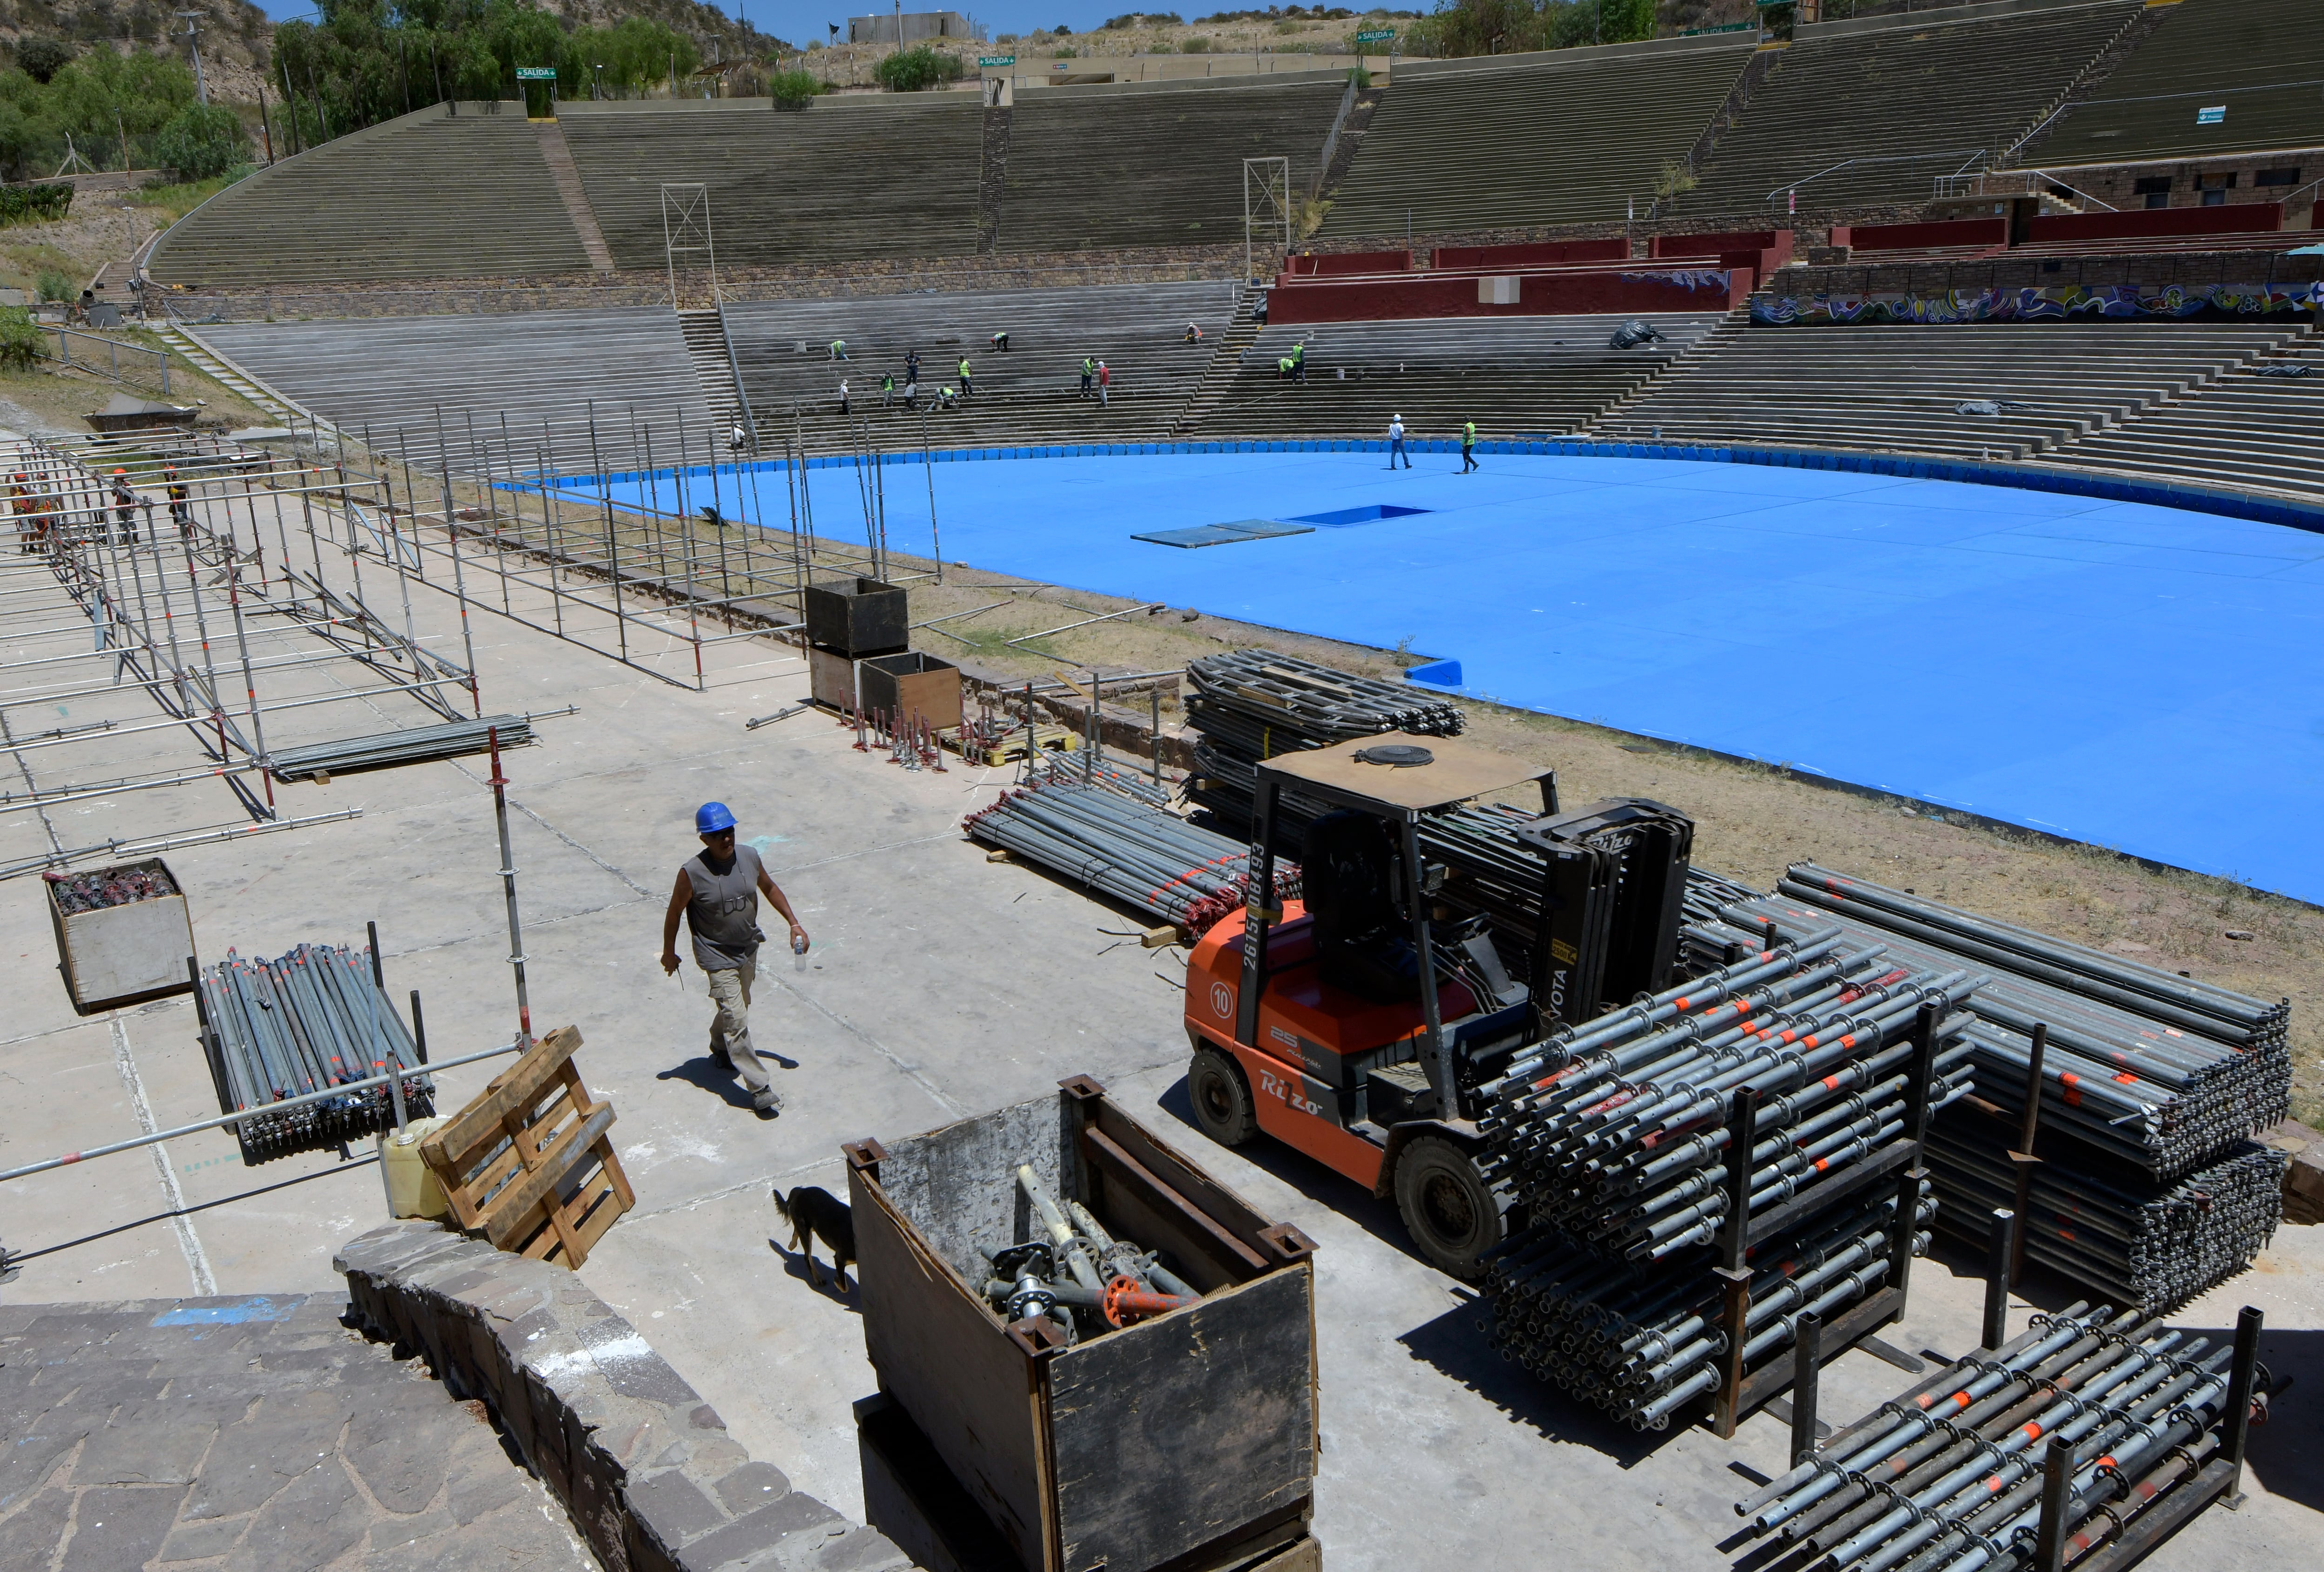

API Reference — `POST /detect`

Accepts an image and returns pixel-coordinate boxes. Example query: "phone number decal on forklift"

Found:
[1255,1066,1326,1119]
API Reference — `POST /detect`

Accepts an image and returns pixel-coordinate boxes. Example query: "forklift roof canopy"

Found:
[1255,731,1552,817]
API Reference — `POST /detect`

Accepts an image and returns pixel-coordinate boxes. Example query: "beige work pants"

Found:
[704,959,770,1093]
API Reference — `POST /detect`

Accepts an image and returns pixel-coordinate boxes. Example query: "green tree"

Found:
[154,103,248,180]
[875,45,964,92]
[768,67,823,109]
[14,38,72,86]
[0,303,42,369]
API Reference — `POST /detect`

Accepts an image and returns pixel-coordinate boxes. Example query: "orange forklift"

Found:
[1182,730,1692,1277]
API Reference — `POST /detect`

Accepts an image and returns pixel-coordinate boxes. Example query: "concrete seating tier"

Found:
[2033,0,2324,167]
[146,107,590,287]
[2046,332,2324,499]
[1684,0,2140,217]
[558,98,983,270]
[198,308,718,477]
[1593,319,2302,460]
[722,279,1240,451]
[1318,40,1753,240]
[1176,314,1728,442]
[995,78,1346,253]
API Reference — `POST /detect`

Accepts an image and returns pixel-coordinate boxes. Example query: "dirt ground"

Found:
[882,554,2324,1126]
[0,352,273,435]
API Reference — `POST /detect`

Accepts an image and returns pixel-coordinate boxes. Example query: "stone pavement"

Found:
[0,1291,594,1572]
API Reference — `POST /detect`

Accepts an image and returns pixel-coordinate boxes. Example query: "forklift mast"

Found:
[1515,800,1694,1035]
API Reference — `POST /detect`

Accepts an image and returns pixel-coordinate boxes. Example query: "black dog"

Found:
[772,1186,856,1291]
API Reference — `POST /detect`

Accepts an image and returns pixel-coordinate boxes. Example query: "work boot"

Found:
[753,1087,783,1119]
[711,1045,733,1071]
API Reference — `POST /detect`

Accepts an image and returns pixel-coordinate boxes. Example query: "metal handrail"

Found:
[41,323,172,394]
[1766,148,1991,203]
[0,1038,525,1184]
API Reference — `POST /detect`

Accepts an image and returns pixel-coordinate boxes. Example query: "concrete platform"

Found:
[0,1291,589,1569]
[1,508,2316,1572]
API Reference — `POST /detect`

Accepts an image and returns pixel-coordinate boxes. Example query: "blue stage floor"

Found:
[594,448,2324,903]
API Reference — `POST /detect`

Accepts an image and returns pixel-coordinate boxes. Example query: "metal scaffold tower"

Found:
[1243,156,1292,287]
[661,182,720,309]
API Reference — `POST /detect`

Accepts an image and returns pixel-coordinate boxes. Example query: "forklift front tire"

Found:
[1393,1136,1505,1281]
[1188,1046,1258,1147]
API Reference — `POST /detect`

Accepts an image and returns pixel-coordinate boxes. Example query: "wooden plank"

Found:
[481,1102,616,1248]
[1082,1126,1268,1277]
[1092,1102,1281,1263]
[421,1026,582,1170]
[853,1169,1055,1571]
[1047,1267,1317,1572]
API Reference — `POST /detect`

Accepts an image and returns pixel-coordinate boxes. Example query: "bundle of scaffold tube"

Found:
[1735,1303,2250,1572]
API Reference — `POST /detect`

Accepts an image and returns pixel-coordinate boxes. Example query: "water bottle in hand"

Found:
[793,932,809,973]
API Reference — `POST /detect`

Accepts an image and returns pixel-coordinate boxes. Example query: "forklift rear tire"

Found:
[1188,1046,1258,1147]
[1393,1137,1506,1281]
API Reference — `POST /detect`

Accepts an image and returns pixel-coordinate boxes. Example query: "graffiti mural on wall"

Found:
[1753,282,2324,324]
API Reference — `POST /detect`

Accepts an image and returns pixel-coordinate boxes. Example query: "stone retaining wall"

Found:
[336,1221,911,1572]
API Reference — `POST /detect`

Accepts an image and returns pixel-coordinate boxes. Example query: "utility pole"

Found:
[175,11,209,105]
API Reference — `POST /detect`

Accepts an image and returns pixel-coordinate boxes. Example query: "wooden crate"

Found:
[859,651,963,731]
[809,642,907,711]
[847,1076,1318,1572]
[419,1026,634,1268]
[44,858,196,1014]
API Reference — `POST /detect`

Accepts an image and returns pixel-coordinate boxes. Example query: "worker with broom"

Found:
[660,802,808,1118]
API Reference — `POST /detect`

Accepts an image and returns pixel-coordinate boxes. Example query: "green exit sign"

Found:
[1353,28,1395,43]
[979,55,1016,66]
[515,66,557,80]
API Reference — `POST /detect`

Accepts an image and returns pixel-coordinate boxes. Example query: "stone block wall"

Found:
[336,1221,913,1572]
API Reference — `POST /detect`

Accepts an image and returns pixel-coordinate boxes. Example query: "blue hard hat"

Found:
[695,802,736,835]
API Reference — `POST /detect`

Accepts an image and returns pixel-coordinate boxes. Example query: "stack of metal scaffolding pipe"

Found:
[963,779,1299,934]
[1734,1303,2244,1572]
[196,943,434,1164]
[1692,869,2293,1316]
[1478,938,1983,1261]
[1182,650,1462,848]
[1485,1187,1934,1430]
[1186,649,1466,741]
[1767,866,2291,1178]
[1926,1122,2287,1311]
[269,715,535,782]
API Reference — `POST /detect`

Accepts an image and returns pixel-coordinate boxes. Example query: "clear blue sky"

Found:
[239,4,1284,46]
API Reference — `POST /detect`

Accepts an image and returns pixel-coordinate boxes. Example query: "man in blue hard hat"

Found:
[659,802,808,1118]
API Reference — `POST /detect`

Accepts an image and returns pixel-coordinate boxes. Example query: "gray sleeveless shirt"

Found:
[683,845,765,970]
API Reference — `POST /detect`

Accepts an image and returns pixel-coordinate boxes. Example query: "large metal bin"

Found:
[804,576,910,654]
[44,858,196,1014]
[846,1076,1320,1572]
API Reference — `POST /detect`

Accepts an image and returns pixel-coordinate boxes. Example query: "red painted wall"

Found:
[1846,218,2008,254]
[1431,237,1632,270]
[1283,250,1413,276]
[1651,229,1794,268]
[2025,203,2285,244]
[1267,267,1749,323]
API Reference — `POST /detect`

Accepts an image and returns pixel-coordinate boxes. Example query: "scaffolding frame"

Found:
[0,429,477,847]
[349,400,929,693]
[661,182,720,309]
[1244,156,1292,287]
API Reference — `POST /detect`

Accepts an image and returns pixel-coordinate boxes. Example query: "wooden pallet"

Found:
[949,723,1080,765]
[418,1026,634,1269]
